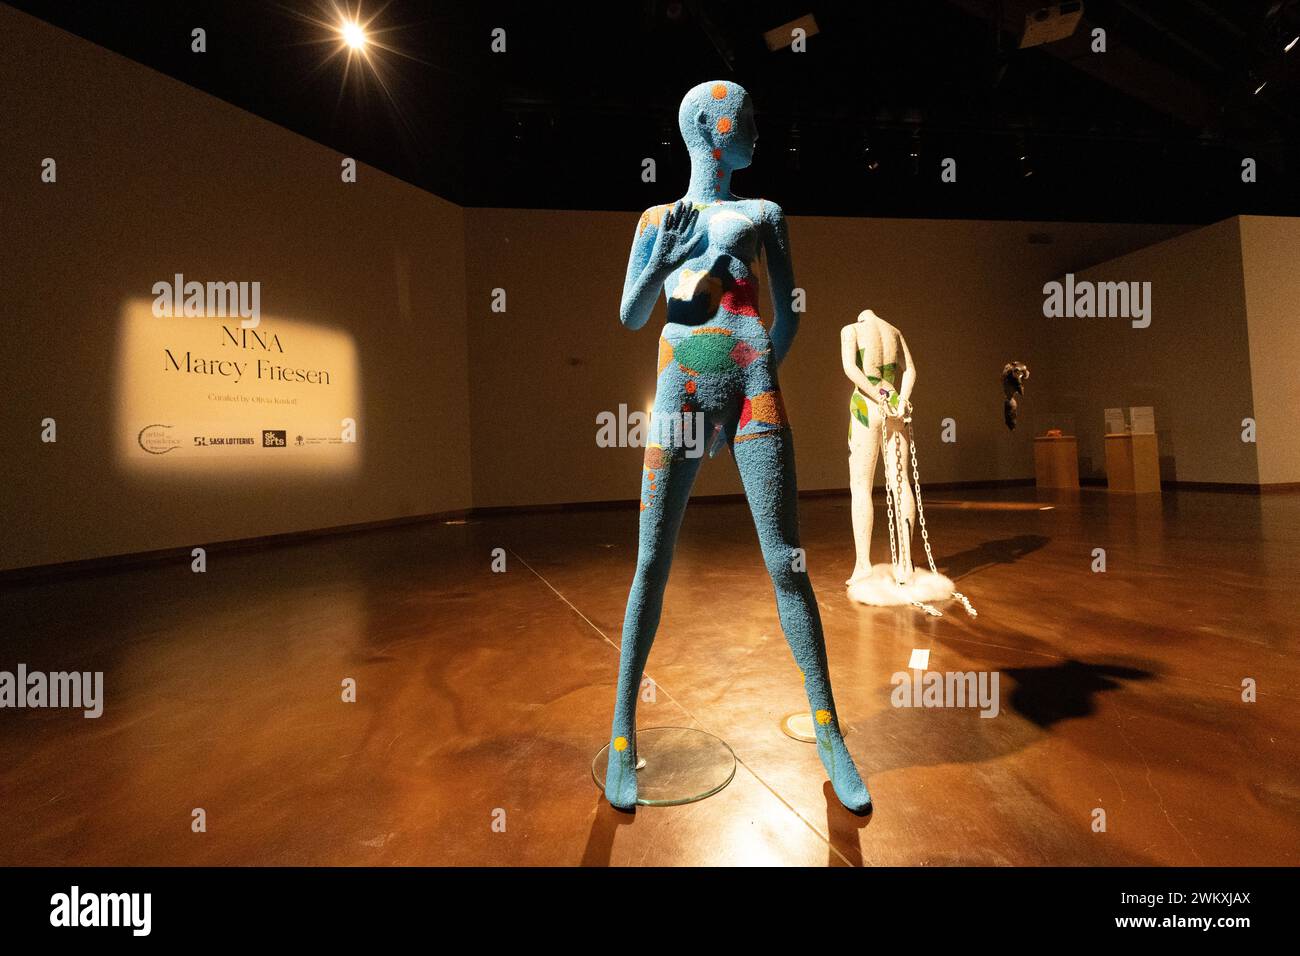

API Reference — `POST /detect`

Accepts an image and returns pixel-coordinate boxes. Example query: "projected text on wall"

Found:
[116,299,360,473]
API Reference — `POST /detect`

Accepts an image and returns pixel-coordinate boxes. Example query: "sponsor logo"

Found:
[262,429,287,447]
[194,435,256,446]
[137,424,181,455]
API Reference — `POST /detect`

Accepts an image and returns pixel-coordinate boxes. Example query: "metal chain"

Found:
[907,415,978,618]
[875,398,976,618]
[888,405,940,616]
[883,403,932,616]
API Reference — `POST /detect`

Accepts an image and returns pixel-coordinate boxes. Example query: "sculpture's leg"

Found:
[733,425,872,813]
[604,436,704,810]
[847,408,882,585]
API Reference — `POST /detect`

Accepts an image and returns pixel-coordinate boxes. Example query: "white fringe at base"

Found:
[846,564,955,607]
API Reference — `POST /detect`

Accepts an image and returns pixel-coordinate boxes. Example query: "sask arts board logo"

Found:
[262,430,287,447]
[137,424,180,455]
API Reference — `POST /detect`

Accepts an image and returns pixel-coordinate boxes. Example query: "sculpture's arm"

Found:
[896,332,917,411]
[620,200,699,330]
[760,202,798,365]
[840,325,884,405]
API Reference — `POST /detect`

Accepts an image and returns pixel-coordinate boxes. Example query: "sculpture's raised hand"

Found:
[649,200,700,273]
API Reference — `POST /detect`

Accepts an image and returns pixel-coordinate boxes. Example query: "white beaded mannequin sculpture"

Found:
[841,309,954,607]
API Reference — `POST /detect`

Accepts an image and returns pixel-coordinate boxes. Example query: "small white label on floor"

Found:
[908,649,930,670]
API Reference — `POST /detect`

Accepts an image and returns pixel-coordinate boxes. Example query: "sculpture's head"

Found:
[677,80,756,170]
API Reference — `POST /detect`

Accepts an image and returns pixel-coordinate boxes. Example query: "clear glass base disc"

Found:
[592,726,736,806]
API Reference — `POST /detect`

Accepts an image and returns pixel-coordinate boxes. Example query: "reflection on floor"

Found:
[1,488,1298,866]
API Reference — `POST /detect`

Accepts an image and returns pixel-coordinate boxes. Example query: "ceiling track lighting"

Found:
[862,142,879,172]
[1017,138,1035,178]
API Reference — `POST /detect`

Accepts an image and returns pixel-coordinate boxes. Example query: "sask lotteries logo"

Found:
[137,424,181,455]
[262,429,287,447]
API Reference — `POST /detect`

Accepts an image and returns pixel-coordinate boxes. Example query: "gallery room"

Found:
[1,0,1297,914]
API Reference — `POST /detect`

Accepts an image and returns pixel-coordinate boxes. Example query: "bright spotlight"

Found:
[1286,35,1299,53]
[292,1,417,110]
[342,20,366,49]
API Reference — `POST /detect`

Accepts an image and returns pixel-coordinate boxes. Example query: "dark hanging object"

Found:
[1002,362,1030,430]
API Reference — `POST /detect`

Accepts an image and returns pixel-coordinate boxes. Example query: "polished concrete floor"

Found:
[2,488,1298,866]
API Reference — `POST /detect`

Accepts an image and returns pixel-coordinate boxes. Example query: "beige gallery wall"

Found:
[464,209,1190,508]
[1240,216,1300,485]
[9,4,1277,573]
[1034,218,1259,485]
[0,7,472,570]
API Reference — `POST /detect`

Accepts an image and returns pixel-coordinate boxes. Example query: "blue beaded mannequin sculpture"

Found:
[604,81,871,813]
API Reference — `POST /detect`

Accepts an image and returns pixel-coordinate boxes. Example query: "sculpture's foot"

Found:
[845,565,873,587]
[847,564,952,607]
[812,712,872,814]
[603,734,638,811]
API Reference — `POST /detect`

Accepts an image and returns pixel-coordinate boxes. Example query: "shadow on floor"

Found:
[935,534,1050,581]
[1002,658,1154,728]
[843,654,1157,779]
[824,781,872,866]
[581,792,637,866]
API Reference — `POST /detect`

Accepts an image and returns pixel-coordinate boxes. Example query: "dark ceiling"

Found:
[9,0,1300,222]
